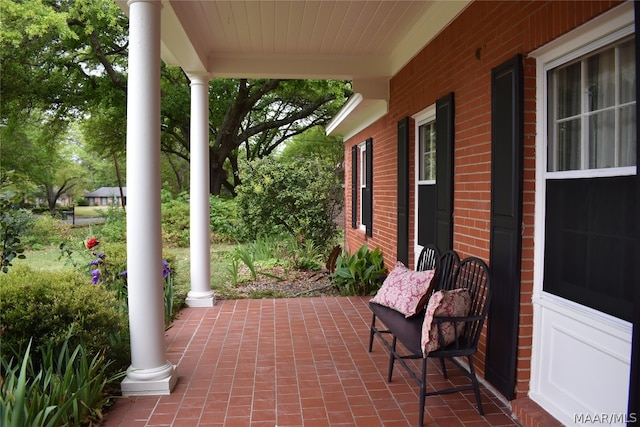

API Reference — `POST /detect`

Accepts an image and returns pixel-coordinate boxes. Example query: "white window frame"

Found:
[529,3,634,423]
[359,141,367,231]
[531,0,636,313]
[412,105,436,263]
[545,36,636,179]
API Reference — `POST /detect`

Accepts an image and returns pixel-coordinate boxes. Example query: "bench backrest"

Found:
[436,250,460,292]
[452,256,491,347]
[416,245,440,272]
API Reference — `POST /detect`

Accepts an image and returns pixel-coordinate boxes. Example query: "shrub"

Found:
[236,157,343,252]
[0,337,123,427]
[209,195,240,243]
[0,203,33,272]
[85,241,129,303]
[162,193,241,246]
[161,193,190,247]
[99,207,126,243]
[0,266,129,368]
[73,238,180,326]
[22,214,70,249]
[331,244,386,296]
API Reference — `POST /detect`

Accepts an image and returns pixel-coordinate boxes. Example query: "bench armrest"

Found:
[431,315,482,350]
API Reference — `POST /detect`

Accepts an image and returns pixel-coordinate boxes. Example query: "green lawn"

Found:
[15,244,72,271]
[73,205,118,219]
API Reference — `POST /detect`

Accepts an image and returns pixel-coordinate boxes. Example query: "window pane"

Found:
[588,110,615,168]
[587,49,615,111]
[619,40,635,104]
[551,118,581,171]
[556,62,581,118]
[418,126,426,180]
[425,123,435,180]
[547,37,636,172]
[360,147,366,187]
[418,122,436,181]
[619,105,636,166]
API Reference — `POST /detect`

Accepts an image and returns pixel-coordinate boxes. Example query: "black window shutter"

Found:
[351,146,358,229]
[363,138,373,237]
[397,118,410,265]
[486,54,523,401]
[435,93,454,253]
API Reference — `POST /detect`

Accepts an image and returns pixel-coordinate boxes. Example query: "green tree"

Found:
[2,1,351,199]
[236,157,343,251]
[279,125,345,185]
[0,111,82,211]
[0,0,128,117]
[1,0,128,205]
[160,74,351,195]
[279,125,344,167]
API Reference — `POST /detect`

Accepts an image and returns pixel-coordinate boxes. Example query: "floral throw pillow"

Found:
[370,261,436,317]
[421,288,471,356]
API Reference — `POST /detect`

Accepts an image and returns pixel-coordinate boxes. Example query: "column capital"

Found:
[188,73,212,85]
[128,0,162,6]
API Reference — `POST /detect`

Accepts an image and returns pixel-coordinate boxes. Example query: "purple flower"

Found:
[88,259,102,266]
[90,269,101,284]
[119,270,128,278]
[162,260,172,279]
[96,253,106,259]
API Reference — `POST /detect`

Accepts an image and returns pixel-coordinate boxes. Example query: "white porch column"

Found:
[186,73,215,307]
[121,0,177,396]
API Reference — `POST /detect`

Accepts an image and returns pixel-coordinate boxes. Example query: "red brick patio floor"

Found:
[101,297,521,427]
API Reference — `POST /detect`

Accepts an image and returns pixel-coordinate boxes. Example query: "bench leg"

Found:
[468,355,484,415]
[419,357,427,427]
[368,314,376,352]
[439,357,448,379]
[387,336,397,382]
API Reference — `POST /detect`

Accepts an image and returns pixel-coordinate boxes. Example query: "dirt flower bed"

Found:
[229,266,341,299]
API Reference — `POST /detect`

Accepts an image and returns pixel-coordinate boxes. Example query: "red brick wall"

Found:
[344,0,621,400]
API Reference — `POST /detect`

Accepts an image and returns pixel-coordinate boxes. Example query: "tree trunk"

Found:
[113,152,126,211]
[46,185,57,213]
[209,165,228,196]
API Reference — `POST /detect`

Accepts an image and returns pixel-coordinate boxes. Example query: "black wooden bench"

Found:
[368,252,490,427]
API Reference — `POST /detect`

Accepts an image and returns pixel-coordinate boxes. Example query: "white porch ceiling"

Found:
[117,0,470,137]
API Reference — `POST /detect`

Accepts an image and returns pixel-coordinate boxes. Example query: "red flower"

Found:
[86,237,99,250]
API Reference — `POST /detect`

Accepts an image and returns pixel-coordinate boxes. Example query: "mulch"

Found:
[224,266,341,299]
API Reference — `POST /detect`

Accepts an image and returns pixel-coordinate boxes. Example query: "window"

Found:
[359,142,367,230]
[414,107,437,249]
[540,20,636,321]
[418,120,436,182]
[547,37,636,173]
[351,139,373,236]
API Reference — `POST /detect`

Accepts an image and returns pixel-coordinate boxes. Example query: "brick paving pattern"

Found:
[102,297,521,427]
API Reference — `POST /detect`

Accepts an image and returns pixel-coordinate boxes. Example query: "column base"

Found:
[121,362,178,396]
[186,290,216,307]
